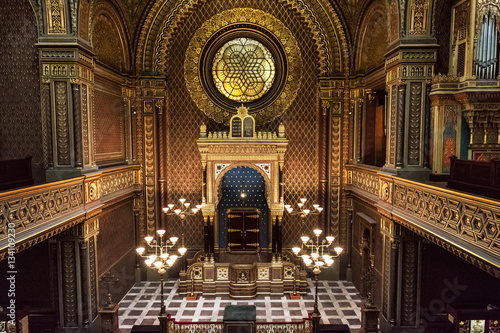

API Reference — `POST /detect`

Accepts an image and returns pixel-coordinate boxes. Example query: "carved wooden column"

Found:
[319,100,330,232]
[383,40,437,180]
[380,218,399,329]
[54,217,100,331]
[41,78,54,169]
[380,219,424,332]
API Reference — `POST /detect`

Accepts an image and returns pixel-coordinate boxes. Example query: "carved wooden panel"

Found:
[408,82,422,166]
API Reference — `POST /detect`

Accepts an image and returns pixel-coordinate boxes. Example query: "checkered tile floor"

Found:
[118,279,362,330]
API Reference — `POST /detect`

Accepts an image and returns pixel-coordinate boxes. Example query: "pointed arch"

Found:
[134,0,350,76]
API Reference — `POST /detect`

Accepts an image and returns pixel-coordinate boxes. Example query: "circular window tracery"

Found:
[184,8,302,125]
[212,38,275,102]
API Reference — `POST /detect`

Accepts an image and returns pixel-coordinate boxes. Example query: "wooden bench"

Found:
[0,156,34,190]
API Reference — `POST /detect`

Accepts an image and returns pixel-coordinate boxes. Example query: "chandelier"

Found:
[162,198,202,271]
[292,228,343,332]
[284,198,323,218]
[136,230,186,333]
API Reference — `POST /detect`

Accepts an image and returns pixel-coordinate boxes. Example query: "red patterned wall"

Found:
[0,0,43,182]
[94,83,126,164]
[97,199,136,307]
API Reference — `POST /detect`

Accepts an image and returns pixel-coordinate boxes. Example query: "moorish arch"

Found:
[133,0,351,76]
[214,162,272,209]
[214,164,272,250]
[355,0,388,74]
[90,1,132,72]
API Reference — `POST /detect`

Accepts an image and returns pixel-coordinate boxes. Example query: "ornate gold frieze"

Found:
[100,168,137,197]
[142,0,344,76]
[409,0,429,35]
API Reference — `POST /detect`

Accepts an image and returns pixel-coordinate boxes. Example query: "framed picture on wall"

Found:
[470,320,485,333]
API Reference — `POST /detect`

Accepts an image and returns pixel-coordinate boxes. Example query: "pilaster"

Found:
[380,220,424,333]
[383,42,438,181]
[136,77,167,238]
[54,216,100,332]
[318,77,345,247]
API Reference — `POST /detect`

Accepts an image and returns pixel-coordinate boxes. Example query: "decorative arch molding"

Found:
[214,163,272,208]
[386,0,401,43]
[355,1,388,73]
[134,0,350,76]
[27,0,45,36]
[90,0,132,71]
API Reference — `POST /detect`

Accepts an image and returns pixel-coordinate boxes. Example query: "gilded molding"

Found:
[389,85,397,165]
[85,179,101,203]
[330,116,342,241]
[55,81,71,165]
[408,82,422,166]
[144,115,156,235]
[81,85,90,166]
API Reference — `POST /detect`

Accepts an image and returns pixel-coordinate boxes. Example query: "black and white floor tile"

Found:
[118,279,362,330]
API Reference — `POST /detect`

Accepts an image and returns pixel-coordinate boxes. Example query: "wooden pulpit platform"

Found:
[178,206,307,299]
[178,256,307,299]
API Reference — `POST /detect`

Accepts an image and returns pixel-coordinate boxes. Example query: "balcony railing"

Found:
[166,315,312,333]
[0,165,140,260]
[346,164,500,278]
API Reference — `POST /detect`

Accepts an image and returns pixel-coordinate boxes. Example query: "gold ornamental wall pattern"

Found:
[184,8,303,126]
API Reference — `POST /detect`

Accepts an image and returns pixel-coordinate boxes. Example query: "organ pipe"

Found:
[475,14,499,79]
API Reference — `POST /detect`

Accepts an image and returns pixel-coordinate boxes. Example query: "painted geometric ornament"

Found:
[184,8,303,125]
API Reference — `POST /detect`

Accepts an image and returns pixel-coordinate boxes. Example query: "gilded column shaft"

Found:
[356,99,363,163]
[423,84,431,168]
[157,100,166,228]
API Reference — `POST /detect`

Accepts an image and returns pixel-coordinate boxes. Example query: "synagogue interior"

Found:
[1,0,500,332]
